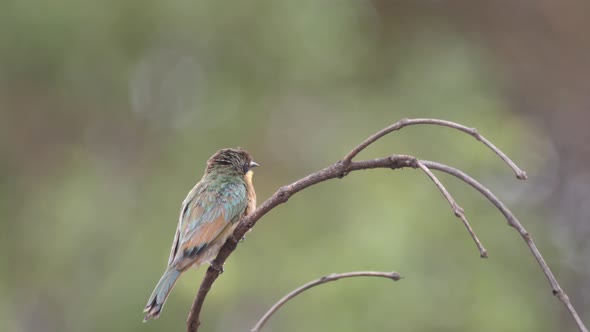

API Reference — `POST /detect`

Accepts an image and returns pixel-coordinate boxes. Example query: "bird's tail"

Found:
[143,268,182,321]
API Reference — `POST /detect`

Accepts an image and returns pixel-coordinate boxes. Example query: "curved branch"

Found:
[344,158,588,332]
[251,271,401,332]
[342,118,527,180]
[186,119,586,332]
[185,156,437,331]
[184,157,483,331]
[419,161,589,332]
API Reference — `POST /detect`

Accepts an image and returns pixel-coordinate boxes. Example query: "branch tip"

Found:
[386,272,402,281]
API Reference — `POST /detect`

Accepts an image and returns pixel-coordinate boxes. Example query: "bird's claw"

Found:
[239,228,253,243]
[210,263,224,274]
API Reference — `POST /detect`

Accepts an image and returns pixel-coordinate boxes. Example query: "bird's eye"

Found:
[243,163,249,173]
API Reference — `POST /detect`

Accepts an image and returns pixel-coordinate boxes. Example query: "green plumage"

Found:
[174,172,247,263]
[143,148,257,321]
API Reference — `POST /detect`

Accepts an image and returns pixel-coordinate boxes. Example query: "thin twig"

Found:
[341,118,527,180]
[419,161,589,332]
[414,160,488,258]
[347,157,588,332]
[251,271,401,332]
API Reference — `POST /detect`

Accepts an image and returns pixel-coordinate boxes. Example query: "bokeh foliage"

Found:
[1,1,574,331]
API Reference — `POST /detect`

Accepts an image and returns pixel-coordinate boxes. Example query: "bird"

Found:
[143,148,258,321]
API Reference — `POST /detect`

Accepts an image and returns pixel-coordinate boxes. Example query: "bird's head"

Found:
[205,148,259,176]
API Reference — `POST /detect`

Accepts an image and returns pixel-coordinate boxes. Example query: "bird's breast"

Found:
[244,170,256,215]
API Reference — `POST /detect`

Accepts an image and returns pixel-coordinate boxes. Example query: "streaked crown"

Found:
[206,148,258,175]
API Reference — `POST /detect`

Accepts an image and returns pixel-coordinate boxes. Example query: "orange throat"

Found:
[244,170,256,215]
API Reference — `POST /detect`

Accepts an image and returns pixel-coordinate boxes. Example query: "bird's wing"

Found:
[167,184,200,266]
[167,182,247,268]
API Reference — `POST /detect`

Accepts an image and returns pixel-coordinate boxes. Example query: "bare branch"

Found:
[186,119,586,332]
[414,160,488,258]
[342,118,527,180]
[348,157,589,332]
[251,271,401,332]
[418,161,589,332]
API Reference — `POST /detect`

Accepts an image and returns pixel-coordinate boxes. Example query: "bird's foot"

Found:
[210,263,224,275]
[239,228,253,243]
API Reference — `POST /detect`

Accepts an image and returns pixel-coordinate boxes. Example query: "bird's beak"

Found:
[250,161,260,168]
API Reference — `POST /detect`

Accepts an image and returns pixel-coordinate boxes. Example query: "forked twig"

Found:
[185,118,586,332]
[414,160,488,258]
[347,157,588,332]
[251,271,401,332]
[419,161,588,332]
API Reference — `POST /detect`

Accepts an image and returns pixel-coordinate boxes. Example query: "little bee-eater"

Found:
[143,148,258,321]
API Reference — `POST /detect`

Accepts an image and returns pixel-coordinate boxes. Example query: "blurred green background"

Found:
[2,1,590,331]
